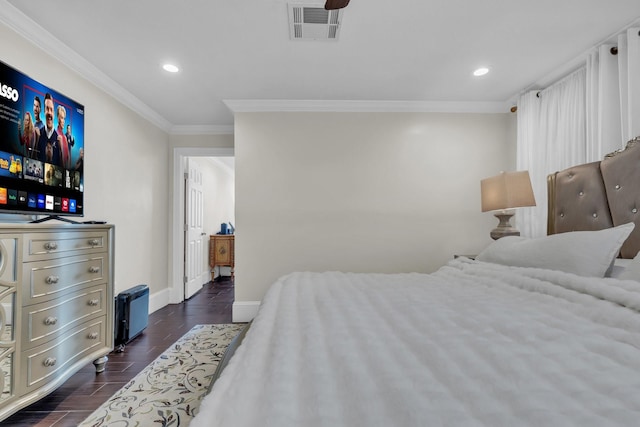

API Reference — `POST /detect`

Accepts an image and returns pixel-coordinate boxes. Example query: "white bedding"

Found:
[191,258,640,427]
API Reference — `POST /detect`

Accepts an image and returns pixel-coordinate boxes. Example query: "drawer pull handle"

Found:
[45,275,60,284]
[44,316,58,326]
[88,239,100,246]
[89,266,100,274]
[88,332,99,340]
[44,242,58,250]
[88,299,100,306]
[43,357,57,367]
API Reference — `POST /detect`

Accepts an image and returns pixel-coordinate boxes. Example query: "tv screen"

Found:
[0,60,84,217]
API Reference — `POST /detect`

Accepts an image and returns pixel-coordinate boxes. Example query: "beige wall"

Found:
[0,22,171,305]
[169,133,234,149]
[235,111,515,303]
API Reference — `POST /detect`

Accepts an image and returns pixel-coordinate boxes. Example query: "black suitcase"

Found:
[115,284,149,351]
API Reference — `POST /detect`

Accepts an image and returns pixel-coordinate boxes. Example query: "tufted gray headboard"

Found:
[547,137,640,259]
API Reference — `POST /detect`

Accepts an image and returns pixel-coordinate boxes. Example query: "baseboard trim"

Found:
[232,301,261,322]
[149,288,170,315]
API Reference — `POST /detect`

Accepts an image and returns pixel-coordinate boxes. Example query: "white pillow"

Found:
[476,223,635,278]
[618,251,640,282]
[608,258,632,278]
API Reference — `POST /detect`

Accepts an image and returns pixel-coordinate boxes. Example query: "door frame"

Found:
[170,146,234,304]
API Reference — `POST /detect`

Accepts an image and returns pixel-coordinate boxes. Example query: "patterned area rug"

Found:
[80,323,246,427]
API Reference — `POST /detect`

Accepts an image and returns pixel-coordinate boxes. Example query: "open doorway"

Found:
[199,156,235,282]
[170,147,234,305]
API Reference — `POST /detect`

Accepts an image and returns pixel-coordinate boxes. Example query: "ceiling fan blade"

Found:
[324,0,350,10]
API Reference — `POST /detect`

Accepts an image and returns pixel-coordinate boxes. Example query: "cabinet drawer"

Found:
[24,231,108,262]
[23,254,107,305]
[0,238,18,284]
[22,319,107,391]
[22,284,107,350]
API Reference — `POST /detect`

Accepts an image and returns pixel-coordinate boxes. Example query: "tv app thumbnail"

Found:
[24,158,44,183]
[8,189,17,205]
[27,193,37,208]
[0,151,23,179]
[45,164,63,187]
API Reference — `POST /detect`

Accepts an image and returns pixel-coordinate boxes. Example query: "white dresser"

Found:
[0,223,114,421]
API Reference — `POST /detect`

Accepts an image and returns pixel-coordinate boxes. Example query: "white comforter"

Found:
[191,258,640,427]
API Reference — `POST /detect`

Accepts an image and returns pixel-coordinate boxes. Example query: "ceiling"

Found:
[2,0,640,134]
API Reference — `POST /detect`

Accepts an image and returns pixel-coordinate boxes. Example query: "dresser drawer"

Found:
[22,284,107,350]
[23,231,108,262]
[0,237,18,284]
[23,254,107,305]
[22,319,107,391]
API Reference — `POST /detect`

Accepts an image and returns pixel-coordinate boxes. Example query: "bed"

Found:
[191,138,640,427]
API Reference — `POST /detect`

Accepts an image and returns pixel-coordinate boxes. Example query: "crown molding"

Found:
[170,125,234,135]
[0,0,173,133]
[224,99,511,114]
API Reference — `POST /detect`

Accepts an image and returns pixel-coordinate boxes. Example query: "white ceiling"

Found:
[3,0,640,133]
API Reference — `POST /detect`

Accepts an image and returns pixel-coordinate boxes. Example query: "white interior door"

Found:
[184,158,207,299]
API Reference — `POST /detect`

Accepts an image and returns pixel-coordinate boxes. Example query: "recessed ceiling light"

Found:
[473,67,490,77]
[162,63,180,73]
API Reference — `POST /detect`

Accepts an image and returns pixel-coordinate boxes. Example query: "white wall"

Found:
[201,157,235,236]
[234,111,515,311]
[0,22,171,311]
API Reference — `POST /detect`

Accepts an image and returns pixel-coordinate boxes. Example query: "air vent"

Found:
[288,3,342,40]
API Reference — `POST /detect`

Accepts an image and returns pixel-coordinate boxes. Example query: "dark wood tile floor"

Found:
[2,277,234,427]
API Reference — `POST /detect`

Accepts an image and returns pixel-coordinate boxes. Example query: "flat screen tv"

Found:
[0,60,84,219]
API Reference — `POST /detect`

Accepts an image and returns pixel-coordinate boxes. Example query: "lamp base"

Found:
[490,211,520,240]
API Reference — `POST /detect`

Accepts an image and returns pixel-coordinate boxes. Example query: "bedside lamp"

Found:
[481,170,536,240]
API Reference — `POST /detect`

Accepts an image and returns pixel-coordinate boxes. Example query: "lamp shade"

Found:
[481,171,536,212]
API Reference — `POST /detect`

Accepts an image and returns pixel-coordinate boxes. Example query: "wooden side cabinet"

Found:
[209,235,234,280]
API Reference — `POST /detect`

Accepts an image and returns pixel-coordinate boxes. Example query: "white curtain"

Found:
[517,27,640,237]
[586,44,620,160]
[516,91,543,238]
[516,69,586,238]
[586,28,640,159]
[623,28,640,142]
